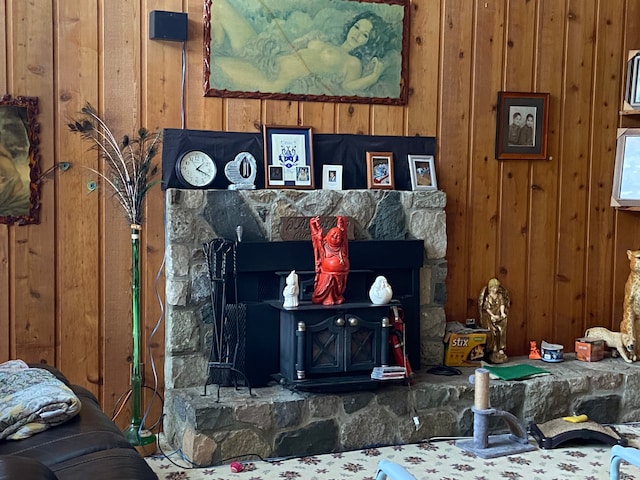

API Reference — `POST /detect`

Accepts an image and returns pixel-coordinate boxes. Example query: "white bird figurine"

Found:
[369,276,393,305]
[283,270,299,309]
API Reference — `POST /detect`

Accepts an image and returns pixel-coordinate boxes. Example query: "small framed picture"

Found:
[611,128,640,208]
[366,152,394,189]
[263,125,314,189]
[495,91,550,160]
[408,155,437,190]
[625,50,640,110]
[322,164,343,190]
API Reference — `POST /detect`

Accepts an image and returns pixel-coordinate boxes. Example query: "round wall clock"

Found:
[175,150,217,188]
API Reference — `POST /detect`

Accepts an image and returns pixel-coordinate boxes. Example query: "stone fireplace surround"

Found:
[163,188,447,459]
[164,188,448,391]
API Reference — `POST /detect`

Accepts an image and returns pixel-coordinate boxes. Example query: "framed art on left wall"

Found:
[0,94,41,225]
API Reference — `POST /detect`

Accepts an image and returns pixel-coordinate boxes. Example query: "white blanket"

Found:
[0,360,81,440]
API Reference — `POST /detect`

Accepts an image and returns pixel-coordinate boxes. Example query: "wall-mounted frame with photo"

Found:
[203,0,409,105]
[263,125,314,189]
[495,91,550,160]
[366,151,394,189]
[625,50,640,110]
[0,94,41,225]
[408,154,437,190]
[322,164,343,190]
[611,128,640,208]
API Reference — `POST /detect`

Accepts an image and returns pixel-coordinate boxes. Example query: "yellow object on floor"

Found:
[563,414,589,423]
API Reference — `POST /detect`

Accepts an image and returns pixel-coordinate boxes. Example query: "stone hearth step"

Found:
[164,355,640,465]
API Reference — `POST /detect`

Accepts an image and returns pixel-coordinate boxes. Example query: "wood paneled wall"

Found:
[1,0,640,424]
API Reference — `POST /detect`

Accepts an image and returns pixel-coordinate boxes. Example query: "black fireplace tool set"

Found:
[202,230,253,401]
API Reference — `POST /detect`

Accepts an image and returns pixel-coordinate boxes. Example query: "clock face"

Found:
[176,150,217,187]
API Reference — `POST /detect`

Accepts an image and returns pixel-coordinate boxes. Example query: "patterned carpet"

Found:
[146,423,640,479]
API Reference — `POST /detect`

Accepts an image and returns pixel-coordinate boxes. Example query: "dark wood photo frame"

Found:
[366,151,394,189]
[611,128,640,208]
[263,125,314,189]
[495,92,550,160]
[0,94,41,225]
[203,0,409,105]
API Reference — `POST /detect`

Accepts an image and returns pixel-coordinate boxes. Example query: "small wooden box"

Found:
[575,337,604,362]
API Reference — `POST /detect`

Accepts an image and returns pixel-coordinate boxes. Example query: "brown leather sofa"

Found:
[0,364,157,480]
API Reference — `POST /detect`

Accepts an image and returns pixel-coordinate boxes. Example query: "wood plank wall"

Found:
[1,0,640,425]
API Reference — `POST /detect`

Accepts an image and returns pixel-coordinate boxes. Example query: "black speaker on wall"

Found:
[149,10,187,42]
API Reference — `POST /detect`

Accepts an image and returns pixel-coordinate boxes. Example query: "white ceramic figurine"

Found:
[369,275,393,305]
[283,270,299,309]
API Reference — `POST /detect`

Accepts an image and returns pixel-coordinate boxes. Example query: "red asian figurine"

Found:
[310,216,350,305]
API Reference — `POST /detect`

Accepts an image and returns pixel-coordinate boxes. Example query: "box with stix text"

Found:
[443,322,489,367]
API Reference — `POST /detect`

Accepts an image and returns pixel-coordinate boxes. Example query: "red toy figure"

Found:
[310,216,350,305]
[529,340,541,360]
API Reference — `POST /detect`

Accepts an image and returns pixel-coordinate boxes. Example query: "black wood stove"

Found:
[206,240,424,391]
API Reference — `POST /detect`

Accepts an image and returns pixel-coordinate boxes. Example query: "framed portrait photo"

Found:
[263,125,314,189]
[611,128,640,208]
[495,91,550,160]
[408,155,437,191]
[366,151,394,189]
[0,94,41,225]
[322,164,343,190]
[625,50,640,110]
[203,0,410,105]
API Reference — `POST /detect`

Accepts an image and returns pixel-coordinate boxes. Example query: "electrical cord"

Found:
[111,385,164,425]
[139,252,167,435]
[427,365,462,376]
[181,41,186,129]
[110,251,166,444]
[153,430,272,470]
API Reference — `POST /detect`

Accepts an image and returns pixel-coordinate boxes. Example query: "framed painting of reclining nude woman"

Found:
[0,95,41,225]
[203,0,410,105]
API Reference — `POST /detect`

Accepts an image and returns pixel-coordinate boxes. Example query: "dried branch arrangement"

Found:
[67,104,162,226]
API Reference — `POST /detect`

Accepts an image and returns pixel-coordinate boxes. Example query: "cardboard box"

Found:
[443,322,488,367]
[575,337,604,362]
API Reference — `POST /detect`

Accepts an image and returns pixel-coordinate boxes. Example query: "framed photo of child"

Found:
[322,165,343,190]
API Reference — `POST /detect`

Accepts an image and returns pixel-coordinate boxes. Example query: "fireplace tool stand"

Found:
[202,234,253,402]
